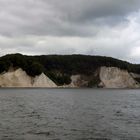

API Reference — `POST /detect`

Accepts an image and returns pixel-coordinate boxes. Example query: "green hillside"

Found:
[0,53,140,85]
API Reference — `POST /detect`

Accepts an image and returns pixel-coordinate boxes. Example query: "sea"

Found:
[0,89,140,140]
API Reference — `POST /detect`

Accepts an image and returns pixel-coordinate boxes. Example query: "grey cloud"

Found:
[0,0,140,63]
[0,0,140,36]
[48,0,140,22]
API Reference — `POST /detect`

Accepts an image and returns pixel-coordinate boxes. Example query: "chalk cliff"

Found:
[0,67,139,88]
[32,73,56,87]
[99,67,140,88]
[65,67,140,88]
[0,68,57,87]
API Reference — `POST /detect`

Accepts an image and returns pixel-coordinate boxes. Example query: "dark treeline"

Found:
[0,53,140,85]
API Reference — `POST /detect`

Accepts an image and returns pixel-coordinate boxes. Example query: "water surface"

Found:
[0,89,140,140]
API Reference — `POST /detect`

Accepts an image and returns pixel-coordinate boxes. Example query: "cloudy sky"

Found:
[0,0,140,63]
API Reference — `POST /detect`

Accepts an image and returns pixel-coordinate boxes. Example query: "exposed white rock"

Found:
[0,68,32,87]
[0,67,139,88]
[60,75,81,88]
[130,73,140,79]
[99,67,140,88]
[63,75,89,88]
[33,73,57,87]
[0,68,57,87]
[70,75,81,87]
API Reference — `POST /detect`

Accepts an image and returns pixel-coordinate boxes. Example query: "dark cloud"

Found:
[0,0,140,63]
[0,0,139,36]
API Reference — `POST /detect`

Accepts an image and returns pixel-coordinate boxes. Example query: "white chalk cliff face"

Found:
[33,73,56,87]
[65,67,140,88]
[99,67,140,88]
[0,68,57,87]
[0,67,139,88]
[68,75,87,87]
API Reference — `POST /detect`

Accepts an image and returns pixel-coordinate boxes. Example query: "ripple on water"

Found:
[0,89,140,140]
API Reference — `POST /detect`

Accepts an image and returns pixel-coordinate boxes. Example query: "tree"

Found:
[0,61,10,73]
[26,62,44,77]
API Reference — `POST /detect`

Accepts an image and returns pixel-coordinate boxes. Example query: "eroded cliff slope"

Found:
[0,67,139,88]
[64,67,140,88]
[99,67,140,88]
[0,68,57,87]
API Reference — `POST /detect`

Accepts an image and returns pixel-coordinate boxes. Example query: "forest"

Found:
[0,53,140,85]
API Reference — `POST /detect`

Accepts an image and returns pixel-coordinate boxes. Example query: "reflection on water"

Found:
[0,89,140,140]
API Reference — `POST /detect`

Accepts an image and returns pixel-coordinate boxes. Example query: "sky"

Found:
[0,0,140,63]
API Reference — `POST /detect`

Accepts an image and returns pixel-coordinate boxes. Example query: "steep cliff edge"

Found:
[32,73,56,87]
[1,53,140,88]
[0,68,57,87]
[0,67,139,88]
[99,67,140,88]
[65,67,140,88]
